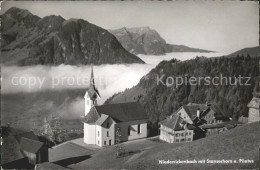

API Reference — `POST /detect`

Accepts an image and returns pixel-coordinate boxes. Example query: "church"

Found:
[83,66,148,147]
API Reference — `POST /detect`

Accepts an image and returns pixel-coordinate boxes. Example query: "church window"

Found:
[137,124,141,134]
[128,126,131,136]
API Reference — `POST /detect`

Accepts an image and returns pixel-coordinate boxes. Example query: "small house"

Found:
[247,97,259,123]
[20,137,48,164]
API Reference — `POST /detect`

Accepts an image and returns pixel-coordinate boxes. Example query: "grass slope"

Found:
[125,122,260,169]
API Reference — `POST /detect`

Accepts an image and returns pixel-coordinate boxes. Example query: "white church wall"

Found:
[84,123,96,144]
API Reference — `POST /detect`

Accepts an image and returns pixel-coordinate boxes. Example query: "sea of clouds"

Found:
[1,52,227,120]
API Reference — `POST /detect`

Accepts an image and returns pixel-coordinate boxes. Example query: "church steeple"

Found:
[88,64,100,101]
[84,65,100,116]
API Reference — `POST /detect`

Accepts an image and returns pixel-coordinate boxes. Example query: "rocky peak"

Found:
[37,15,65,31]
[3,7,40,27]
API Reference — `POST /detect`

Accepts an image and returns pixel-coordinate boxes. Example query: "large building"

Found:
[159,102,231,142]
[83,66,148,147]
[172,103,230,126]
[159,114,195,143]
[247,97,259,123]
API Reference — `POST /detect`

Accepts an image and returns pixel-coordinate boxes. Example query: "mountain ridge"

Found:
[1,7,145,66]
[109,26,213,55]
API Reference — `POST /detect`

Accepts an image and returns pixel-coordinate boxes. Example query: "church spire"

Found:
[90,64,95,87]
[87,64,100,101]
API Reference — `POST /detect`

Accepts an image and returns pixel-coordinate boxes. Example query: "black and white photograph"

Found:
[0,1,259,169]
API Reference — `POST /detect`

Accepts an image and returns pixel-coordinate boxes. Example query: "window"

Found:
[107,131,110,137]
[128,126,131,136]
[181,139,185,142]
[98,131,99,137]
[176,133,180,137]
[185,132,188,136]
[187,138,191,141]
[181,133,185,136]
[189,132,192,135]
[104,141,106,145]
[137,124,141,134]
[176,139,179,142]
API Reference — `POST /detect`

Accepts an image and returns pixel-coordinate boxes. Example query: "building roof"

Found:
[83,107,100,124]
[183,103,208,120]
[15,131,39,144]
[247,97,259,110]
[183,103,228,120]
[159,114,193,131]
[96,102,148,122]
[20,137,45,153]
[95,114,109,126]
[209,104,228,118]
[84,102,148,124]
[199,121,237,129]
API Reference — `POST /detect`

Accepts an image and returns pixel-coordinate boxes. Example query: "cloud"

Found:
[1,52,226,121]
[1,52,226,104]
[1,64,153,104]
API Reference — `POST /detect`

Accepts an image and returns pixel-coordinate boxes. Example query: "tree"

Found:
[114,127,126,158]
[42,114,63,146]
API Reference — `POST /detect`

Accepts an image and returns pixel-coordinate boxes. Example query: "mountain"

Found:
[166,44,213,53]
[1,7,145,66]
[105,50,259,131]
[226,46,259,58]
[109,27,212,55]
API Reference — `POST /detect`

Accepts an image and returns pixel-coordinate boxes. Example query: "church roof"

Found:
[95,102,148,122]
[83,102,148,124]
[95,114,109,126]
[83,107,100,124]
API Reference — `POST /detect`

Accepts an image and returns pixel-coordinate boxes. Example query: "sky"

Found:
[1,1,259,53]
